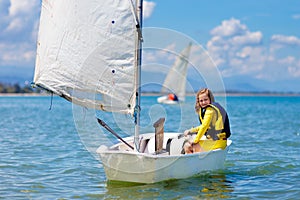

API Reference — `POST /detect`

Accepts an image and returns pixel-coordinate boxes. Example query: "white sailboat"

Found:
[157,43,192,104]
[33,0,232,184]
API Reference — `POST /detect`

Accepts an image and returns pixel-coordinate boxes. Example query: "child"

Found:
[183,88,231,154]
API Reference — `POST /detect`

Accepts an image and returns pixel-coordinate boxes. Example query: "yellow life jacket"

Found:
[199,102,231,140]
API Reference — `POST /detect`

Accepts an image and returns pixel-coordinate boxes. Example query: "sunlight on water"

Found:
[0,95,300,199]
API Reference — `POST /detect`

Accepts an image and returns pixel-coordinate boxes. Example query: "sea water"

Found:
[0,95,299,199]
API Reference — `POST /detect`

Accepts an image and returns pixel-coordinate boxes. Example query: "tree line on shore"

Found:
[0,82,41,93]
[1,82,299,95]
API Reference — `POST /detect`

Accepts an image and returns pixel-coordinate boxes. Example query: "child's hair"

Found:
[195,88,215,112]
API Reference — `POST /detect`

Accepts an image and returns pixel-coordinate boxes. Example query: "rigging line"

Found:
[49,92,53,110]
[97,118,134,150]
[128,0,143,41]
[31,82,54,110]
[133,104,141,124]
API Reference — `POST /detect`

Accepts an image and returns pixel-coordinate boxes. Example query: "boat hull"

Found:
[157,95,180,104]
[97,133,232,183]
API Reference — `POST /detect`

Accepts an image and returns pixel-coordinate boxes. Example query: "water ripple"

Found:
[1,96,300,199]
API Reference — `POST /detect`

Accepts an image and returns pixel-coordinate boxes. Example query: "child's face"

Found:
[198,93,211,108]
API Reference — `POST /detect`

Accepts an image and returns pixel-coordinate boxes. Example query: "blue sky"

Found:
[0,0,300,92]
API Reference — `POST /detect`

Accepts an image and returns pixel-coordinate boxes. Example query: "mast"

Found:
[134,0,143,151]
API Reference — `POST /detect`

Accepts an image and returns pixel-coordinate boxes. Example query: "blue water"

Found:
[0,95,300,199]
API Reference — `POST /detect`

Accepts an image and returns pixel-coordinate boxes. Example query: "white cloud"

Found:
[5,17,23,32]
[0,0,154,70]
[271,35,300,46]
[230,31,262,46]
[269,35,300,60]
[8,0,38,16]
[143,1,156,19]
[143,43,177,73]
[288,58,300,77]
[3,0,40,33]
[207,18,300,80]
[0,43,35,66]
[292,14,300,20]
[210,18,248,37]
[0,0,40,68]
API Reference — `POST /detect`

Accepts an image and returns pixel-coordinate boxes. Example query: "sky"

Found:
[0,0,300,92]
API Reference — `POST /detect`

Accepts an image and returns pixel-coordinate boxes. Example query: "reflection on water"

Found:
[101,172,234,199]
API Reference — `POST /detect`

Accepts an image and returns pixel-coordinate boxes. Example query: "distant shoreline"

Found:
[1,92,300,97]
[0,93,48,97]
[143,92,300,97]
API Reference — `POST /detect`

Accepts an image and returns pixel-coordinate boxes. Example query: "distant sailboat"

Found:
[157,43,192,104]
[33,0,232,183]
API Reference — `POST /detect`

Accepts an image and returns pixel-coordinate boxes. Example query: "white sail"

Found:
[34,0,138,114]
[161,43,192,101]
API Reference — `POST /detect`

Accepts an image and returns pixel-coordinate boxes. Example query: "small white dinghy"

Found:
[157,95,180,105]
[97,118,232,183]
[33,0,232,184]
[157,43,192,105]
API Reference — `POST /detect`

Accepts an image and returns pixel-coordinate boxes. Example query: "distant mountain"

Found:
[141,72,300,93]
[1,66,299,93]
[223,75,300,93]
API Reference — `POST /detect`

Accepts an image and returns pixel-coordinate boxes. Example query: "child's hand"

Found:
[184,129,190,136]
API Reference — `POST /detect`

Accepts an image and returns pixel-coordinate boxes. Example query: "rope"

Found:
[49,92,53,110]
